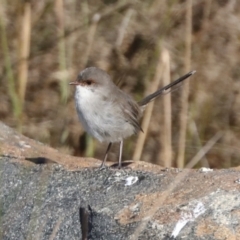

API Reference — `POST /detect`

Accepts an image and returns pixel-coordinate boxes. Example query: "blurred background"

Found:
[1,0,240,168]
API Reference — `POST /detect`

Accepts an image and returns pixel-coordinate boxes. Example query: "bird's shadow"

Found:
[24,157,57,164]
[109,161,133,168]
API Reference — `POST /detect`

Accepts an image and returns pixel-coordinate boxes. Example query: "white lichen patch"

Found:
[171,201,206,238]
[125,176,138,186]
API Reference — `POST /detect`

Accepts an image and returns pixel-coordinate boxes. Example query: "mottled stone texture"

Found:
[0,122,240,240]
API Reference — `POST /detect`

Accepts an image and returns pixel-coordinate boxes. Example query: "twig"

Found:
[185,132,223,168]
[81,13,101,67]
[0,1,21,122]
[133,45,163,161]
[116,8,135,48]
[189,120,210,167]
[160,49,172,167]
[55,0,69,103]
[176,0,192,168]
[17,1,31,128]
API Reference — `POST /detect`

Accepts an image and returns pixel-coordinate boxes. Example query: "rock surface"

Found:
[0,122,240,240]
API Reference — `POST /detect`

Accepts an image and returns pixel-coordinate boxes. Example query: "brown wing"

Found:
[119,91,143,133]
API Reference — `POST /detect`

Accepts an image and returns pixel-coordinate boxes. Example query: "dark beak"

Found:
[69,81,78,85]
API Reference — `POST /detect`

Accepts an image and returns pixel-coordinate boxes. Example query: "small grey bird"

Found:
[70,67,195,168]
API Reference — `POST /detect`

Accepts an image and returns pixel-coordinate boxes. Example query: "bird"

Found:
[69,67,196,168]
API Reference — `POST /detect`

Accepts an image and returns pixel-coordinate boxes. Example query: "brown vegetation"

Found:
[1,0,240,168]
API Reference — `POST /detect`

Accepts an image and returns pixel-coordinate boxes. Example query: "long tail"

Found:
[138,70,196,106]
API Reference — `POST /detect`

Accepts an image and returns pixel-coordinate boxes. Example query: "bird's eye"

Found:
[85,80,92,85]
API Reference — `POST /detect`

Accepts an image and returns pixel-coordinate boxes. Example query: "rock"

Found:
[0,122,240,239]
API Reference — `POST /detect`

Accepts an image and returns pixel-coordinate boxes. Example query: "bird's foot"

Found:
[98,163,108,170]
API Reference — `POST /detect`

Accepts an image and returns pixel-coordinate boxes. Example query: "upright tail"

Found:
[138,70,196,106]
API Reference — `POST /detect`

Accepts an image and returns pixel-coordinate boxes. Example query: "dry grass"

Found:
[17,1,31,118]
[176,0,192,168]
[132,43,163,162]
[0,1,21,122]
[1,0,240,168]
[161,49,172,167]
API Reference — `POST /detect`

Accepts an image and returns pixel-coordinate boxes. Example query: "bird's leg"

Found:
[100,142,112,169]
[118,140,123,168]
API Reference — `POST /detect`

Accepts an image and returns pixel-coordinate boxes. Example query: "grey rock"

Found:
[0,122,240,239]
